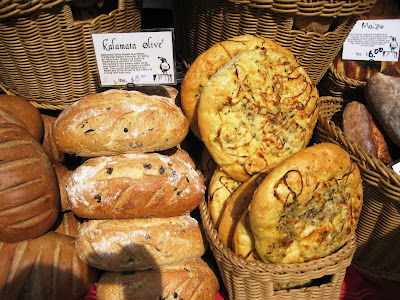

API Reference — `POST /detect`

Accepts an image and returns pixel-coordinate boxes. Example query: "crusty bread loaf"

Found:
[75,216,208,271]
[343,101,392,164]
[0,231,98,300]
[41,114,64,165]
[96,258,220,300]
[66,152,205,219]
[53,164,73,212]
[52,211,82,237]
[52,89,189,157]
[0,108,26,128]
[0,123,60,242]
[0,94,44,141]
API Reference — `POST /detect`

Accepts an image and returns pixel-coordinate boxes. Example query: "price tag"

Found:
[389,160,400,176]
[92,30,176,86]
[342,19,400,62]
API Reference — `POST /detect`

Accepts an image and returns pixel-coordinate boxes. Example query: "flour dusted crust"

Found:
[207,168,241,228]
[75,216,208,271]
[249,143,363,264]
[198,48,319,182]
[181,34,286,137]
[53,89,189,157]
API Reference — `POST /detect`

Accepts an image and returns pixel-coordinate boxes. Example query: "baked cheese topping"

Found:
[198,48,319,182]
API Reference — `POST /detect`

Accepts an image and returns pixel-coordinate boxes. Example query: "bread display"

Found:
[41,114,64,165]
[75,216,208,272]
[249,143,362,264]
[0,123,59,243]
[0,231,98,300]
[96,259,220,300]
[198,47,319,182]
[66,152,205,219]
[52,89,189,157]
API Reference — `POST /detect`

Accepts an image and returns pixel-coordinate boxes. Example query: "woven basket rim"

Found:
[199,196,356,278]
[0,0,70,20]
[317,96,400,200]
[328,64,366,88]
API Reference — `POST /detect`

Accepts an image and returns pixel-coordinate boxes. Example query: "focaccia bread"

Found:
[198,48,319,182]
[66,152,205,219]
[97,259,220,300]
[75,216,208,271]
[53,89,189,157]
[207,168,241,228]
[181,34,287,137]
[249,143,363,264]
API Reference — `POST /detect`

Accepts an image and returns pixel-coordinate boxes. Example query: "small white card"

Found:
[391,161,400,176]
[92,30,176,86]
[342,19,400,62]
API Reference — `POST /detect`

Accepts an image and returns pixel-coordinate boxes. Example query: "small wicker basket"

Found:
[199,197,357,300]
[0,0,142,110]
[172,0,377,85]
[316,96,400,281]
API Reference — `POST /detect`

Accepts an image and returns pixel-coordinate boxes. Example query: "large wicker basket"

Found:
[315,96,400,281]
[199,197,356,300]
[172,0,376,85]
[0,0,142,110]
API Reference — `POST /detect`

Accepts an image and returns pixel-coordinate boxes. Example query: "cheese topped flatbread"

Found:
[198,47,319,182]
[249,143,363,264]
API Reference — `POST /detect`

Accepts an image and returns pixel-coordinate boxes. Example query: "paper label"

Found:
[391,161,400,176]
[342,19,400,62]
[92,30,176,86]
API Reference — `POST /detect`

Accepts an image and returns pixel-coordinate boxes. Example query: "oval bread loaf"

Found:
[0,123,60,242]
[52,89,189,157]
[66,152,206,219]
[75,216,208,271]
[0,231,98,300]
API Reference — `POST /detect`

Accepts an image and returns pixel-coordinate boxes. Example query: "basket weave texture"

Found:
[0,0,142,110]
[316,96,400,281]
[199,197,356,300]
[172,0,376,85]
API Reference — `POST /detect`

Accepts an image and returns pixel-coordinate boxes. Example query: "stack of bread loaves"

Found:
[181,35,364,291]
[0,95,98,300]
[51,87,219,300]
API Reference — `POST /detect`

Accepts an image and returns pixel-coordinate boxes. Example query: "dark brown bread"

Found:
[0,123,60,242]
[96,259,220,300]
[0,231,99,300]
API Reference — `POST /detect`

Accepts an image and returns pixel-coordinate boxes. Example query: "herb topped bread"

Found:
[198,47,319,182]
[249,143,363,264]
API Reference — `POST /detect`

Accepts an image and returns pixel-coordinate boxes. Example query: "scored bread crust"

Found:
[249,143,363,264]
[181,34,286,138]
[198,48,319,182]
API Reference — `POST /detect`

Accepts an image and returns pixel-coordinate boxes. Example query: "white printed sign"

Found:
[342,19,400,62]
[391,161,400,176]
[92,30,176,86]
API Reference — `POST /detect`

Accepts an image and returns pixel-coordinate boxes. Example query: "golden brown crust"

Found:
[53,89,189,157]
[75,216,208,271]
[66,152,205,219]
[232,209,260,261]
[181,34,287,137]
[0,123,60,243]
[52,211,82,237]
[249,143,363,264]
[41,114,64,165]
[96,259,220,300]
[198,48,319,182]
[53,164,73,212]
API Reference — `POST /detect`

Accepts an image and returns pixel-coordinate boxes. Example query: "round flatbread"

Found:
[232,209,260,261]
[198,47,319,182]
[181,34,286,138]
[249,143,363,264]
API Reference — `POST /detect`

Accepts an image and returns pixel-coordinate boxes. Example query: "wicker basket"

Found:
[199,197,356,300]
[172,0,377,85]
[315,96,400,281]
[0,0,142,110]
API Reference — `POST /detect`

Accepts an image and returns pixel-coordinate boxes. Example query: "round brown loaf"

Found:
[0,94,44,141]
[0,123,60,242]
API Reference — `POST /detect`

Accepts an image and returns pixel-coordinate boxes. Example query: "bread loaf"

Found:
[41,114,64,165]
[0,231,98,300]
[52,211,82,237]
[0,94,44,141]
[0,123,59,242]
[96,259,220,300]
[53,89,189,157]
[53,164,73,212]
[75,216,208,271]
[66,152,205,219]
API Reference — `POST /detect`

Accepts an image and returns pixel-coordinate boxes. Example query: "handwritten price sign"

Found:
[343,19,400,62]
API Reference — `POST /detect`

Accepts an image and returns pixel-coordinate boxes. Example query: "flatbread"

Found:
[198,47,319,182]
[181,34,286,137]
[249,143,363,264]
[232,209,260,261]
